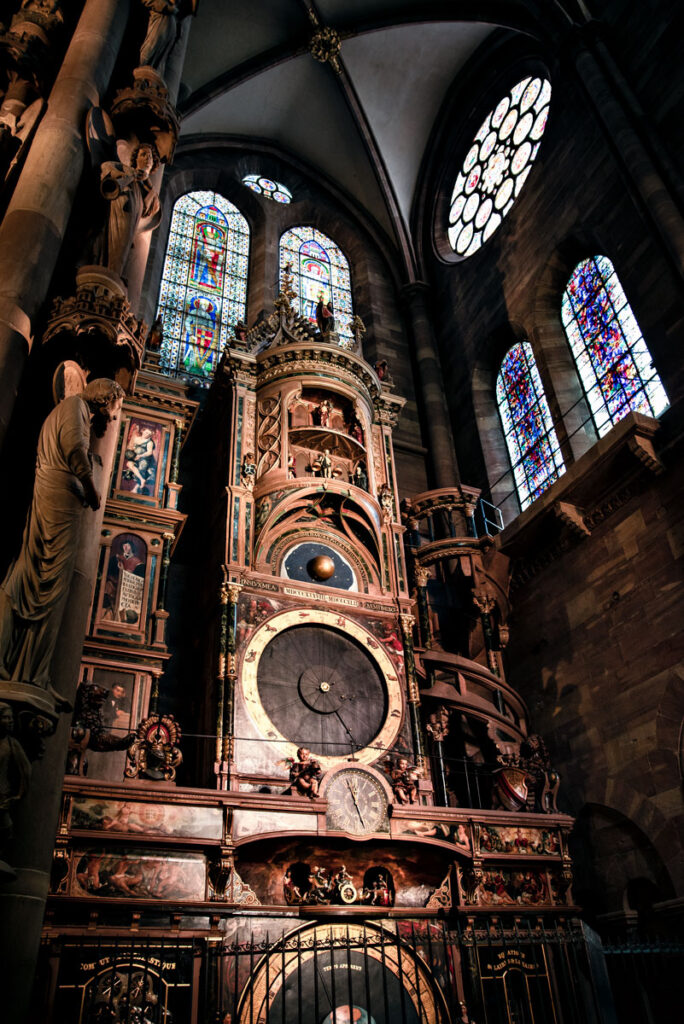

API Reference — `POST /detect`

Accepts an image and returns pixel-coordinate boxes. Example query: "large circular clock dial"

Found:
[325,768,389,835]
[257,625,387,758]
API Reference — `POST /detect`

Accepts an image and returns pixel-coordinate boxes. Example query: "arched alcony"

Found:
[496,342,565,510]
[156,190,249,384]
[279,226,354,345]
[561,256,669,436]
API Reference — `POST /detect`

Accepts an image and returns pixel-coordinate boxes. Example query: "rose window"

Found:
[447,76,551,258]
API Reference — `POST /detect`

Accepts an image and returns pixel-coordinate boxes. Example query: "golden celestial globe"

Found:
[309,554,335,580]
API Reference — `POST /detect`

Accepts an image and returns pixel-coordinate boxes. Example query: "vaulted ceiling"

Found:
[178,0,546,274]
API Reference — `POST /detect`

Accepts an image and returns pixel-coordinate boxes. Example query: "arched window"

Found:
[156,191,249,384]
[496,342,565,510]
[561,256,668,436]
[279,227,354,345]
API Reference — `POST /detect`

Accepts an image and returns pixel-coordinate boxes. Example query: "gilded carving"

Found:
[256,395,281,476]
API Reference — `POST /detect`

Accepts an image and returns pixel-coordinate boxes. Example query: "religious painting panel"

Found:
[51,939,194,1024]
[101,532,148,628]
[69,796,223,840]
[476,823,561,856]
[69,847,207,900]
[458,866,562,907]
[116,417,165,499]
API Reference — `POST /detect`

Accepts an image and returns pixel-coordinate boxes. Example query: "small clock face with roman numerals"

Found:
[325,768,389,836]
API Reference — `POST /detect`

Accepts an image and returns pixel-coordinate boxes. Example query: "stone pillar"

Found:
[0,407,121,1024]
[414,564,432,648]
[0,0,131,450]
[400,282,460,489]
[570,29,684,283]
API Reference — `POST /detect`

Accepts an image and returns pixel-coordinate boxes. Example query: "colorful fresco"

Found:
[462,867,551,906]
[118,417,163,497]
[102,533,147,626]
[477,823,561,856]
[396,819,471,852]
[71,848,206,901]
[70,797,223,840]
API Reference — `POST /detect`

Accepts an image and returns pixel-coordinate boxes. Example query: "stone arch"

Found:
[569,802,676,926]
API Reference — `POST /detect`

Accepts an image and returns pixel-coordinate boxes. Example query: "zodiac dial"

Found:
[325,768,389,836]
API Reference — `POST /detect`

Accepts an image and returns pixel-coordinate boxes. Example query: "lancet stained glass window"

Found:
[279,227,354,345]
[496,342,566,510]
[447,76,551,258]
[561,256,669,437]
[156,191,249,384]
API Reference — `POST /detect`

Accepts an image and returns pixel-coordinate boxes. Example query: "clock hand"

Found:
[346,779,366,828]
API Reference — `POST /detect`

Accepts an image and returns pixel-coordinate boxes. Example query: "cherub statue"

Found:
[241,453,256,491]
[287,746,322,798]
[86,108,161,281]
[387,755,418,804]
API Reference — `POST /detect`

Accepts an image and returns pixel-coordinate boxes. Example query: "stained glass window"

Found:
[496,343,566,510]
[561,256,669,437]
[242,174,292,204]
[156,191,249,384]
[447,76,551,258]
[279,227,354,346]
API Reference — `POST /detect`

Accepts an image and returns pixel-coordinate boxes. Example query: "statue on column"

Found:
[139,0,196,77]
[86,108,162,282]
[0,380,125,710]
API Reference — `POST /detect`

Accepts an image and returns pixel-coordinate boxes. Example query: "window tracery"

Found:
[561,256,669,436]
[279,227,354,345]
[156,191,250,384]
[242,175,292,203]
[496,342,565,510]
[447,77,551,258]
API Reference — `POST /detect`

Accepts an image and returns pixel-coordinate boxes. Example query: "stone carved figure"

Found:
[145,314,163,353]
[0,380,124,708]
[140,0,195,76]
[66,681,135,776]
[314,449,333,478]
[0,702,31,875]
[316,293,335,336]
[87,108,161,281]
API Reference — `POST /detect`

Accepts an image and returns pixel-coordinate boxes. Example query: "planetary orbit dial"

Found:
[240,609,404,767]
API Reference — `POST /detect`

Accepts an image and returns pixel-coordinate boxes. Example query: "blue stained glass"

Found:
[156,191,249,385]
[562,256,669,436]
[279,227,354,346]
[496,342,566,510]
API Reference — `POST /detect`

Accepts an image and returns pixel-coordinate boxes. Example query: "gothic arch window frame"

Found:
[430,57,552,266]
[561,255,669,437]
[155,189,250,385]
[279,225,355,345]
[496,340,566,511]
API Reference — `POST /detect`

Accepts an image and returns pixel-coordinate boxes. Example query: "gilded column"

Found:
[414,564,432,648]
[400,613,425,772]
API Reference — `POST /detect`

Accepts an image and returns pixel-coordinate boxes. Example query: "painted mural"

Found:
[118,418,163,497]
[102,533,147,626]
[70,797,223,840]
[477,823,560,856]
[71,848,206,901]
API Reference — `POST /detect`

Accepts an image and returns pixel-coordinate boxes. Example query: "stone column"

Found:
[414,564,432,648]
[400,282,460,489]
[0,0,131,451]
[570,28,684,283]
[0,409,121,1024]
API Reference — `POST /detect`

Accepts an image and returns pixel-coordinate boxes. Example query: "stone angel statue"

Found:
[139,0,198,76]
[86,107,162,282]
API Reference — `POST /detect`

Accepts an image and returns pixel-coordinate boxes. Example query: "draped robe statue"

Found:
[97,143,161,280]
[0,380,124,706]
[140,0,186,74]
